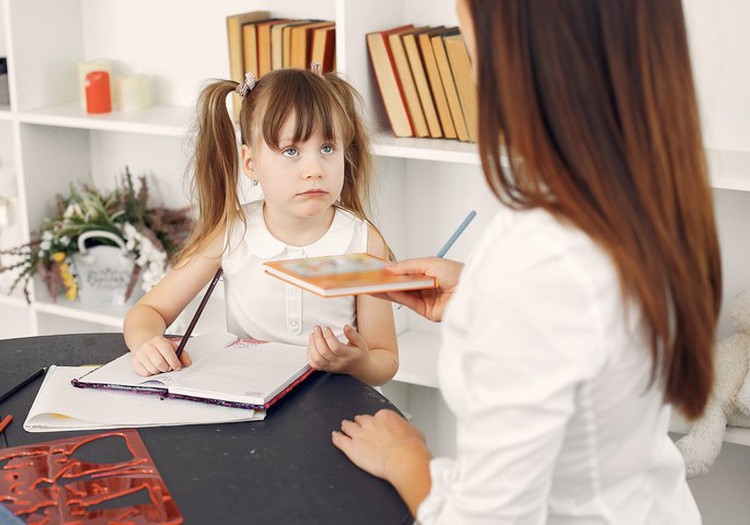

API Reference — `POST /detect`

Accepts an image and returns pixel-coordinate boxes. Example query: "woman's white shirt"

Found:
[222,200,368,345]
[417,206,699,525]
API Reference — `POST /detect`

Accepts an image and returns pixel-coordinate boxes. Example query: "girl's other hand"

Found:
[131,336,192,376]
[307,324,371,377]
[375,257,464,322]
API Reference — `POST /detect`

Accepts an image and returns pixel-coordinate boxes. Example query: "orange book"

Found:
[418,26,457,139]
[226,11,271,120]
[310,25,336,73]
[366,24,415,138]
[444,34,478,143]
[431,27,470,142]
[264,253,437,298]
[290,21,334,69]
[388,27,430,138]
[402,28,443,138]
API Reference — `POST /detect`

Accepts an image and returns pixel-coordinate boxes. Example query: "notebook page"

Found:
[169,341,311,404]
[77,332,238,388]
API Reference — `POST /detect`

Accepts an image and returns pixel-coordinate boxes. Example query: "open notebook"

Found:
[25,365,265,432]
[72,332,313,410]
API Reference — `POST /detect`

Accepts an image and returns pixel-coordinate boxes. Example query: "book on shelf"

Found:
[402,28,443,138]
[25,365,265,432]
[271,20,308,70]
[310,25,337,73]
[432,27,471,142]
[242,22,260,79]
[226,10,271,121]
[257,18,290,76]
[72,332,313,411]
[418,26,457,139]
[264,252,437,298]
[444,33,478,143]
[366,24,416,138]
[290,21,335,69]
[388,26,431,138]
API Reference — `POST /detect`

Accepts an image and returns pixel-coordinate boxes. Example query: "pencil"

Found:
[436,210,477,258]
[175,267,224,358]
[396,210,477,310]
[0,367,46,404]
[0,414,12,434]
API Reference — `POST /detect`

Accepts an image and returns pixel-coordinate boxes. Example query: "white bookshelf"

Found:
[1,5,750,513]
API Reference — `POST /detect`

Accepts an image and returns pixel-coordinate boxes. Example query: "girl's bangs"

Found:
[260,74,347,149]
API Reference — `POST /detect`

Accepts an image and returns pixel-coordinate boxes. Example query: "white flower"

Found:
[118,222,168,292]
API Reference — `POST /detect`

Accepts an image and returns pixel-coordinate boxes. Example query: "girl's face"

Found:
[242,116,345,220]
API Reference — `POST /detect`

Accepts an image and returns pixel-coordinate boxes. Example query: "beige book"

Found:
[419,26,457,139]
[444,34,478,143]
[271,20,309,71]
[388,27,430,138]
[432,28,470,142]
[403,28,443,138]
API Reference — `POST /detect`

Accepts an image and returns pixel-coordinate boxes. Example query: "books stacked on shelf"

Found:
[227,11,336,120]
[367,25,476,142]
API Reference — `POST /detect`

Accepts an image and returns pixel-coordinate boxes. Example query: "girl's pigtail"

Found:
[180,80,243,263]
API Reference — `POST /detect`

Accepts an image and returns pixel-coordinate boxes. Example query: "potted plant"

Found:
[0,167,193,306]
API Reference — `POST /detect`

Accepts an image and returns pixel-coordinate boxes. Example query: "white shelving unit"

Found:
[1,1,749,520]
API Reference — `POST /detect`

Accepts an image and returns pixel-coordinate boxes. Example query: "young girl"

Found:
[123,65,398,387]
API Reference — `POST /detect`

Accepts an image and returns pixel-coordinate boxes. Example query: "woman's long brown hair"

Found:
[181,68,384,262]
[467,0,721,419]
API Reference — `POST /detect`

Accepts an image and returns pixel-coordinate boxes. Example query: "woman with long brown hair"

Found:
[333,0,720,522]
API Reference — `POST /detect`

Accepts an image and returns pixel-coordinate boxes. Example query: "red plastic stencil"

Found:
[0,429,182,524]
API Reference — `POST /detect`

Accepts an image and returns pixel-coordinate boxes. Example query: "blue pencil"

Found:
[396,210,476,310]
[436,210,477,258]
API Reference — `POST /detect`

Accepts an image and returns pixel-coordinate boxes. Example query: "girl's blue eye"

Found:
[321,144,334,154]
[282,147,299,158]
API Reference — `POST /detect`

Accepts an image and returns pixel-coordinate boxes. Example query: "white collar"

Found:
[244,201,361,259]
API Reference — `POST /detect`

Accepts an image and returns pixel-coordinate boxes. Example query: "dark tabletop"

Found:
[0,332,412,524]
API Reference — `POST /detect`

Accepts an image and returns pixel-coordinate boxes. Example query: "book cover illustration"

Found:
[0,429,182,524]
[264,253,437,297]
[282,252,384,278]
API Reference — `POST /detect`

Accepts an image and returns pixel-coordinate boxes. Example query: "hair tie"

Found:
[311,61,324,77]
[235,72,257,97]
